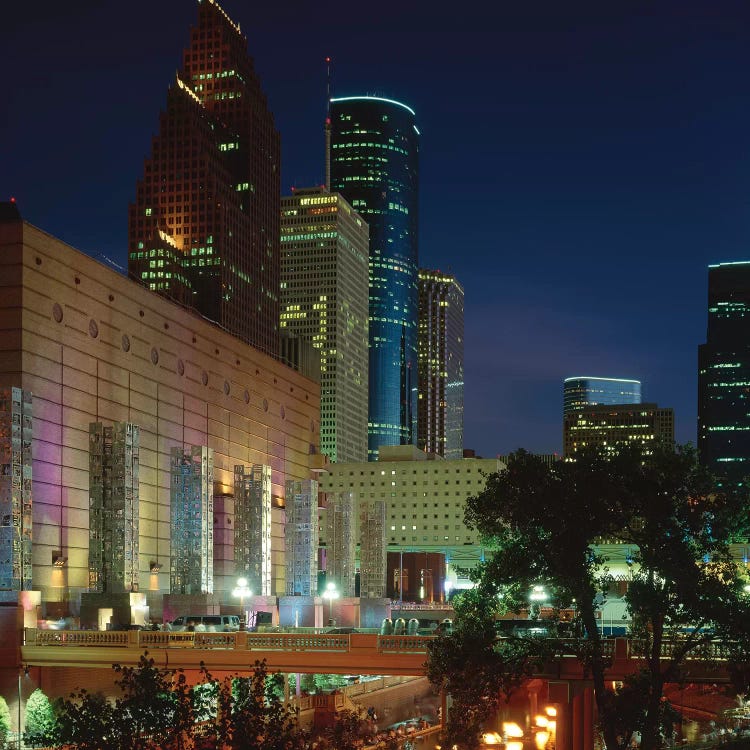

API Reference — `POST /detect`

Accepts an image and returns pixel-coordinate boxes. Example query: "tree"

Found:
[427,587,542,750]
[55,689,116,750]
[323,707,366,750]
[0,695,10,749]
[24,688,57,748]
[219,659,299,750]
[433,445,750,750]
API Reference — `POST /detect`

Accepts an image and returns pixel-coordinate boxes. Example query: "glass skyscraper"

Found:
[563,377,642,415]
[329,96,420,460]
[698,261,750,485]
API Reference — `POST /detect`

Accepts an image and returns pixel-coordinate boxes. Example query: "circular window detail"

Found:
[201,371,209,386]
[121,334,130,352]
[177,359,185,376]
[150,347,159,365]
[223,380,230,395]
[89,319,99,338]
[243,389,250,404]
[280,405,286,420]
[263,398,269,413]
[52,303,63,323]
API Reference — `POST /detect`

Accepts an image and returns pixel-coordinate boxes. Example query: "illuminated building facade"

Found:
[563,403,674,458]
[319,445,504,583]
[698,261,750,484]
[88,423,140,594]
[324,492,355,597]
[0,210,319,605]
[329,96,420,460]
[284,479,319,596]
[234,464,272,596]
[129,0,280,356]
[280,188,369,462]
[563,377,641,415]
[170,446,214,595]
[0,388,32,597]
[417,269,464,459]
[358,500,386,599]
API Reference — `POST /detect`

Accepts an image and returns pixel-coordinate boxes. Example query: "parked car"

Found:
[170,615,240,632]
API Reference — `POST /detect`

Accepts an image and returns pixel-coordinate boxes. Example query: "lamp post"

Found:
[323,581,339,626]
[232,577,252,630]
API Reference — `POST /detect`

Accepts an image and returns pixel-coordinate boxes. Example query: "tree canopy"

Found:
[429,445,750,750]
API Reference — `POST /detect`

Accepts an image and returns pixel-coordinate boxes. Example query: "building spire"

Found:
[325,56,332,191]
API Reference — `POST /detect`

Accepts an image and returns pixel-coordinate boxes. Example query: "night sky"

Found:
[4,0,750,458]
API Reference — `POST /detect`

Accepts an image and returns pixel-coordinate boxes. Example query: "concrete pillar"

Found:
[583,686,595,750]
[572,692,583,750]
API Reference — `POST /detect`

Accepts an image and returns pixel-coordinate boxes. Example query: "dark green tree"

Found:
[432,445,750,750]
[427,587,540,750]
[23,688,57,748]
[323,707,366,750]
[0,695,11,749]
[219,659,299,750]
[55,689,117,750]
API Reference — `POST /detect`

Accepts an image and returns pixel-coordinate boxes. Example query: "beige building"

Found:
[319,445,505,584]
[0,211,320,606]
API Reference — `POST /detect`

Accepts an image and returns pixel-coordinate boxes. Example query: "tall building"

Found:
[417,269,464,458]
[329,96,420,460]
[698,261,750,484]
[284,479,319,597]
[358,500,386,599]
[280,188,369,462]
[129,0,281,356]
[563,377,641,415]
[324,492,355,597]
[563,404,674,459]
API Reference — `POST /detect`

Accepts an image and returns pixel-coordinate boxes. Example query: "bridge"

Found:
[21,629,734,683]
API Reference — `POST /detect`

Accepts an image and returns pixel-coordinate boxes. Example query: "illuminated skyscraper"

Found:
[698,261,750,484]
[417,269,464,458]
[563,377,641,415]
[129,0,280,356]
[329,96,420,460]
[280,188,369,462]
[563,404,674,459]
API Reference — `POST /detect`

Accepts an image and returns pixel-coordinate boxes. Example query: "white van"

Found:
[170,615,240,632]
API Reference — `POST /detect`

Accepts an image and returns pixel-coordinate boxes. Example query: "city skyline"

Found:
[5,0,750,456]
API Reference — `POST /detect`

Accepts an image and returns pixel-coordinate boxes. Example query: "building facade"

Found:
[128,0,281,356]
[358,500,386,599]
[284,479,319,597]
[318,445,504,584]
[417,269,464,458]
[328,96,420,460]
[324,492,356,597]
[280,188,369,463]
[563,403,674,458]
[563,377,641,415]
[698,262,750,485]
[0,212,320,605]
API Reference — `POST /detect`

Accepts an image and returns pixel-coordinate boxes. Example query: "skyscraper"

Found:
[280,188,369,462]
[328,96,420,460]
[417,269,464,458]
[563,377,642,415]
[698,261,750,484]
[563,403,674,459]
[129,0,280,356]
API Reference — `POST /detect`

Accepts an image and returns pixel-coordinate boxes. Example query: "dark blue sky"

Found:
[4,0,750,457]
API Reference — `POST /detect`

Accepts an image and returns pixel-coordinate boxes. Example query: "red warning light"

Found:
[10,197,16,203]
[325,57,331,63]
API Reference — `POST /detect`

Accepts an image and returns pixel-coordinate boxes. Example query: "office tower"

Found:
[89,423,140,593]
[359,500,386,599]
[417,269,464,459]
[563,377,641,415]
[0,388,32,595]
[280,188,369,462]
[170,446,214,595]
[129,0,280,356]
[325,492,355,596]
[234,464,272,596]
[563,404,674,459]
[284,479,319,596]
[698,262,750,484]
[329,96,420,460]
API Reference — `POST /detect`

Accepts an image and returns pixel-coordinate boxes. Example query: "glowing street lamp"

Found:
[323,581,339,625]
[232,577,252,629]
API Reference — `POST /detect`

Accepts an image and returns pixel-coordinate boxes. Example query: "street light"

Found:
[323,581,339,626]
[232,577,252,630]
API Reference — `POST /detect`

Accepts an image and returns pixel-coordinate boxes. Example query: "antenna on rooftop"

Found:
[325,56,332,191]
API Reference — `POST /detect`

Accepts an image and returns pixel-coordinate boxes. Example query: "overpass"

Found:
[21,629,734,683]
